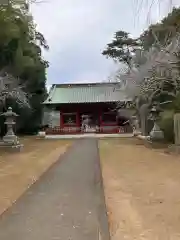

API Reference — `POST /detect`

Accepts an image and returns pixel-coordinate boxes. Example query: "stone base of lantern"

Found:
[136,135,166,149]
[3,135,19,145]
[149,122,164,142]
[0,141,23,152]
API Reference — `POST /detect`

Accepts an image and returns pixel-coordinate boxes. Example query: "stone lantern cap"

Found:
[1,107,19,117]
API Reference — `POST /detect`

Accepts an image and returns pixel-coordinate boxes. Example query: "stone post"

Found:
[139,103,151,136]
[174,113,180,145]
[166,113,180,154]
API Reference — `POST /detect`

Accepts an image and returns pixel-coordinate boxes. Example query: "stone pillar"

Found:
[167,113,180,154]
[139,103,150,136]
[174,113,180,145]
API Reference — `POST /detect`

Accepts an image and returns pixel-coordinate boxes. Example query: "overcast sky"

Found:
[31,0,179,87]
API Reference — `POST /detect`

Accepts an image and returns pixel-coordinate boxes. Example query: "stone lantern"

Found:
[131,115,141,136]
[149,103,164,141]
[1,107,19,144]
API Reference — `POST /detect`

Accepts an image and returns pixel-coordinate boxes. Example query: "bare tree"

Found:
[0,70,30,110]
[132,0,176,26]
[122,34,180,101]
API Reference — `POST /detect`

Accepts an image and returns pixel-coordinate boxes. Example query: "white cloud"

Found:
[31,0,180,85]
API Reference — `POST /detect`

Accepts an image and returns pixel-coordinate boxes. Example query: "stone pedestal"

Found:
[149,122,164,141]
[3,134,19,144]
[137,134,166,149]
[0,141,23,152]
[174,113,180,145]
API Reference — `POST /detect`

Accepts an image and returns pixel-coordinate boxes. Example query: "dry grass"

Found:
[0,137,72,215]
[99,138,180,240]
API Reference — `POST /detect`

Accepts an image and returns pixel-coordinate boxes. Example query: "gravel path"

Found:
[0,139,107,240]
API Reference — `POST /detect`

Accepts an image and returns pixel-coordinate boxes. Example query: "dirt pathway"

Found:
[0,139,105,240]
[99,139,180,240]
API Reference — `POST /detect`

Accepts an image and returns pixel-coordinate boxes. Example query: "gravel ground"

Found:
[99,138,180,240]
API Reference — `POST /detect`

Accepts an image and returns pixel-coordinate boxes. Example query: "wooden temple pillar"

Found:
[76,110,80,132]
[99,110,102,133]
[60,110,63,128]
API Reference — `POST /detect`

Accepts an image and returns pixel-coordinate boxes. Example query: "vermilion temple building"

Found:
[43,82,132,134]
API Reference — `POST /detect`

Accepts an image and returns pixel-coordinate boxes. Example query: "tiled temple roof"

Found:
[43,82,131,104]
